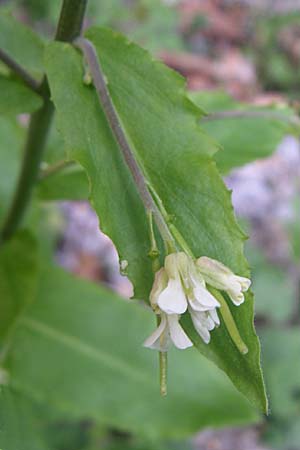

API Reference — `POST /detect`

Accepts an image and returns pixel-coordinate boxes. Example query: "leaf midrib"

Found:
[18,316,154,386]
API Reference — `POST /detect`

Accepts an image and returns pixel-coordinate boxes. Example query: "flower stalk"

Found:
[208,286,248,354]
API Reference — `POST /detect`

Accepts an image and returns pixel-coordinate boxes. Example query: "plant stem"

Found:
[0,0,88,243]
[209,287,248,355]
[39,160,75,180]
[159,348,167,397]
[0,48,41,94]
[75,37,176,252]
[203,109,300,127]
[55,0,88,42]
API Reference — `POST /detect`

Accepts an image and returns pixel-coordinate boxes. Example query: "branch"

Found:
[0,0,88,243]
[0,47,41,95]
[75,37,176,251]
[39,160,75,180]
[203,109,300,126]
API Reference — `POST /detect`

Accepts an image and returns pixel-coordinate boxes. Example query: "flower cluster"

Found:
[144,252,250,352]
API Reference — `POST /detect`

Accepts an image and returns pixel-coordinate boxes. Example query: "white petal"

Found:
[157,278,187,314]
[227,281,245,305]
[149,268,168,308]
[190,312,211,344]
[191,284,220,311]
[209,308,220,326]
[143,314,169,351]
[167,314,193,350]
[235,275,251,291]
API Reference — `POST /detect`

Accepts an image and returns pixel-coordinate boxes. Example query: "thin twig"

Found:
[75,37,176,251]
[203,109,300,126]
[39,160,76,180]
[0,47,41,95]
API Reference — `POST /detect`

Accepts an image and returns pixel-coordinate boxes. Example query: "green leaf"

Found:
[3,265,259,438]
[0,231,38,344]
[190,91,294,173]
[45,28,266,411]
[38,164,89,201]
[0,388,49,450]
[0,9,45,78]
[0,75,42,114]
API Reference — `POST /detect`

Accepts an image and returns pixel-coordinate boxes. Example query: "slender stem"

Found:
[75,37,176,252]
[168,224,194,258]
[0,82,53,242]
[0,0,88,243]
[0,48,41,94]
[159,349,167,397]
[209,287,248,355]
[203,109,300,126]
[39,160,75,180]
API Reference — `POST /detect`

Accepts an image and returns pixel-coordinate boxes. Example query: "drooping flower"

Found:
[144,266,192,351]
[196,256,251,305]
[144,252,221,350]
[143,312,193,351]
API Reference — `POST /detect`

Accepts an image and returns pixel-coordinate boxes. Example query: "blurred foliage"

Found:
[252,11,300,93]
[1,1,300,450]
[246,244,295,324]
[191,90,297,173]
[4,0,183,52]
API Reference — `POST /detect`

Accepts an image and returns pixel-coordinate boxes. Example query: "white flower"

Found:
[143,313,193,351]
[196,256,251,306]
[145,253,221,349]
[189,307,220,344]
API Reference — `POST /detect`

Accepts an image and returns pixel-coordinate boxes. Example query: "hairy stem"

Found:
[0,0,88,242]
[0,48,41,94]
[75,37,176,252]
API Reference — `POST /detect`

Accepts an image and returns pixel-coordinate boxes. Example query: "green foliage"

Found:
[0,9,45,77]
[0,75,42,114]
[190,91,295,173]
[2,264,258,442]
[0,231,38,342]
[38,164,89,201]
[246,245,294,324]
[0,388,49,450]
[45,27,266,411]
[260,329,300,449]
[0,117,24,223]
[253,12,300,92]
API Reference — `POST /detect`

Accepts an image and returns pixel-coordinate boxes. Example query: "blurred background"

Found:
[1,0,300,449]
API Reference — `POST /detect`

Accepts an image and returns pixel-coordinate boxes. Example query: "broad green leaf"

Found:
[3,265,259,439]
[0,388,49,450]
[0,9,45,78]
[190,91,294,173]
[0,231,38,343]
[0,75,42,114]
[45,28,266,411]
